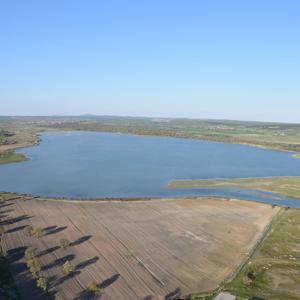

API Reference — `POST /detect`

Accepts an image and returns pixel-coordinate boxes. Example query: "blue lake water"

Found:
[1,131,300,207]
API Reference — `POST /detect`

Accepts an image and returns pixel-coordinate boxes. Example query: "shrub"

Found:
[36,277,47,292]
[0,225,5,235]
[25,225,34,237]
[25,247,36,260]
[27,258,41,277]
[62,260,75,275]
[87,281,101,294]
[54,293,64,300]
[59,238,70,250]
[0,247,7,257]
[33,227,44,238]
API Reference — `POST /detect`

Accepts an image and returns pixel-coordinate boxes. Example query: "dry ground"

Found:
[1,194,279,300]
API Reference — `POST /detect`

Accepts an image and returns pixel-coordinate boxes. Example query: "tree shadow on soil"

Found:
[5,225,27,233]
[76,256,99,271]
[53,270,81,287]
[0,202,14,208]
[44,225,68,236]
[143,296,153,300]
[9,262,49,300]
[75,290,102,300]
[7,246,27,262]
[42,254,75,271]
[99,274,120,289]
[165,288,181,300]
[74,274,120,300]
[37,246,60,258]
[0,214,32,226]
[0,209,14,214]
[70,235,92,247]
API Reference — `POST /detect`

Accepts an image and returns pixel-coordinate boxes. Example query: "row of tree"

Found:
[24,226,101,299]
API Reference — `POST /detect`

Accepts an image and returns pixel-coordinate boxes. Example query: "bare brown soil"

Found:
[1,194,279,300]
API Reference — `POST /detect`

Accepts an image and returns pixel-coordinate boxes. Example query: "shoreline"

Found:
[0,191,295,210]
[0,130,299,207]
[1,128,299,161]
[169,176,300,201]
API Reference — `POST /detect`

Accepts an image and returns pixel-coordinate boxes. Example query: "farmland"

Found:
[0,193,279,299]
[168,177,300,200]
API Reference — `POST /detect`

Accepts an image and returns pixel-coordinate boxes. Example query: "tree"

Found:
[25,225,34,237]
[54,293,64,300]
[27,258,41,278]
[0,225,5,235]
[33,227,44,238]
[62,260,75,275]
[87,281,101,295]
[36,277,48,292]
[0,247,7,257]
[25,247,36,260]
[59,238,70,250]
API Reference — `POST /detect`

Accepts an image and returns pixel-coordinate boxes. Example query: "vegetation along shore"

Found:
[169,176,300,200]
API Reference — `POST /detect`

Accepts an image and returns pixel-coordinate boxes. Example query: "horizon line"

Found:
[0,114,299,125]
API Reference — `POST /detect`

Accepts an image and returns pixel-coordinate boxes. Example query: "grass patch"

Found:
[226,209,300,300]
[168,177,300,199]
[293,153,300,159]
[0,152,26,164]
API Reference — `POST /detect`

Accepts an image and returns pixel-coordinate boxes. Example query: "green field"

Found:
[169,177,300,200]
[0,152,26,164]
[226,208,300,300]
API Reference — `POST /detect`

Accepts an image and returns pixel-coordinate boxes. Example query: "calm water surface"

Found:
[1,132,300,207]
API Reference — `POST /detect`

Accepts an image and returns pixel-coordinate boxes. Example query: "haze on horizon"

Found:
[1,1,299,123]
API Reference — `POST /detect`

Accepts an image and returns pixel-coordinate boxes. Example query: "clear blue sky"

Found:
[1,1,299,122]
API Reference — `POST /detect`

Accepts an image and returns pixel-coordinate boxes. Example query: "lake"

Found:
[1,131,300,207]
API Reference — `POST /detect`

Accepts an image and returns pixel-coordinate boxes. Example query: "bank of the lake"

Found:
[1,131,300,207]
[293,153,300,159]
[169,176,300,200]
[0,152,27,164]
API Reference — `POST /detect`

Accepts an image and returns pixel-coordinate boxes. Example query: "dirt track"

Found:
[1,195,279,299]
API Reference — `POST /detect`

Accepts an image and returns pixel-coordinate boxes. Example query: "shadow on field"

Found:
[37,245,60,257]
[74,274,120,300]
[5,246,48,299]
[76,256,99,271]
[43,225,57,231]
[77,291,102,300]
[165,288,181,300]
[0,209,14,214]
[7,246,26,262]
[75,290,101,300]
[44,225,68,236]
[42,254,75,271]
[0,202,14,208]
[47,274,58,285]
[5,225,27,233]
[71,235,92,246]
[99,273,120,289]
[0,214,32,226]
[54,270,81,287]
[8,262,47,300]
